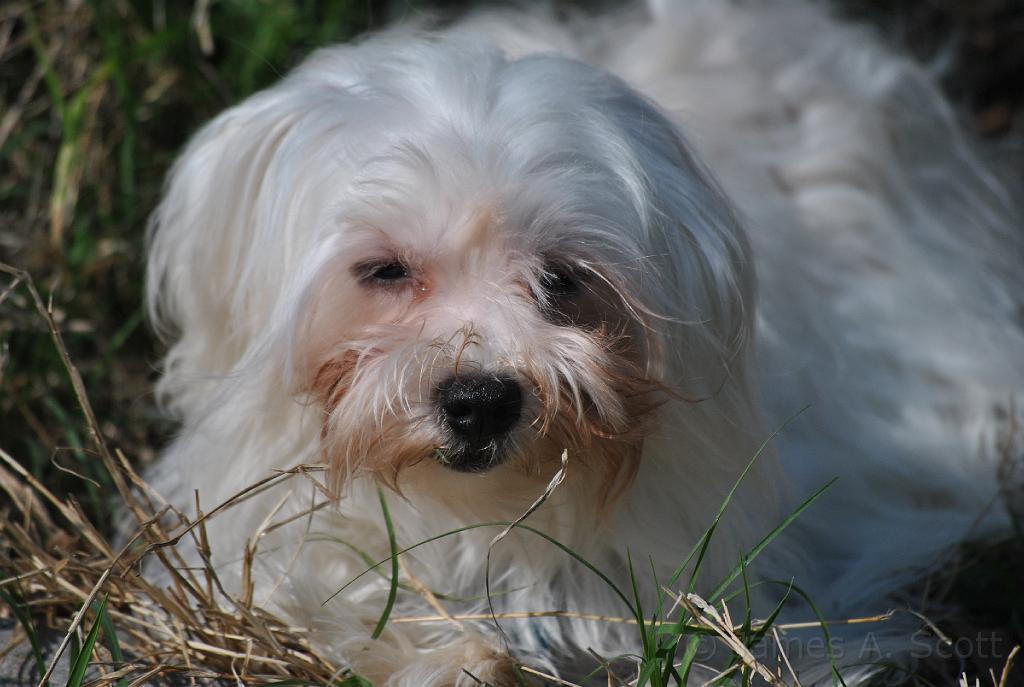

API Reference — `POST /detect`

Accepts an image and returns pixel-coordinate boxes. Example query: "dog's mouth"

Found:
[433,442,511,473]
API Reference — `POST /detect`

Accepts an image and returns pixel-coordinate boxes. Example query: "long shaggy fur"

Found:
[145,1,1023,684]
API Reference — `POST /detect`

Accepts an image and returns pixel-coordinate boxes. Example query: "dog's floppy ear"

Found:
[146,93,294,409]
[146,71,354,412]
[607,90,756,398]
[656,129,756,394]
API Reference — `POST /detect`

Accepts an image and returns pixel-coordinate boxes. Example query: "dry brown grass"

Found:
[0,263,369,685]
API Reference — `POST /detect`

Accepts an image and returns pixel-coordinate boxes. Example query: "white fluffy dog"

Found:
[145,1,1023,684]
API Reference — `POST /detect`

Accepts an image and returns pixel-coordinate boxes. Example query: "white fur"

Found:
[145,2,1023,684]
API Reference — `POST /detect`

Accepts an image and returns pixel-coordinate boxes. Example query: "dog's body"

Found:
[146,2,1023,684]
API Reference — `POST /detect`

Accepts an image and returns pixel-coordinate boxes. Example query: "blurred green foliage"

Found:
[0,0,390,529]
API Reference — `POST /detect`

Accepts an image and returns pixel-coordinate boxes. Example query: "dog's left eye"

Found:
[541,264,580,298]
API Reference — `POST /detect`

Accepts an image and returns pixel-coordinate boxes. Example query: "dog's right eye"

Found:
[355,260,410,285]
[370,262,408,281]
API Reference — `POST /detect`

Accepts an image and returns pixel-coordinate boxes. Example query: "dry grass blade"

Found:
[485,449,569,648]
[398,555,461,630]
[391,610,641,625]
[390,608,894,632]
[997,645,1019,687]
[771,627,802,687]
[667,589,785,687]
[0,264,136,515]
[696,663,739,687]
[518,665,586,686]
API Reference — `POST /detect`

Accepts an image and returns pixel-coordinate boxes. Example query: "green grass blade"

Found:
[708,477,836,603]
[654,406,811,606]
[764,579,848,687]
[95,597,126,687]
[324,520,508,605]
[69,631,81,681]
[746,580,793,648]
[66,597,107,687]
[686,406,809,594]
[516,524,635,614]
[625,552,659,686]
[636,657,661,687]
[658,633,681,685]
[371,488,399,639]
[0,585,48,683]
[669,472,831,684]
[264,677,372,687]
[676,635,703,685]
[627,552,646,632]
[737,554,754,686]
[328,521,636,618]
[336,678,373,687]
[647,555,667,630]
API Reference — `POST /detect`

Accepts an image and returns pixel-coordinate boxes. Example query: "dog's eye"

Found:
[370,262,409,281]
[355,260,411,285]
[541,264,580,298]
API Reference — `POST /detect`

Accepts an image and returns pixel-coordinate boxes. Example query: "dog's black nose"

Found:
[437,375,522,455]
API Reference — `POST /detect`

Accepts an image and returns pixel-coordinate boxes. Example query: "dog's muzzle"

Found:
[435,374,523,472]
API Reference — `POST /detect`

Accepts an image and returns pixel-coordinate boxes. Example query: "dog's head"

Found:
[148,36,755,508]
[304,199,659,497]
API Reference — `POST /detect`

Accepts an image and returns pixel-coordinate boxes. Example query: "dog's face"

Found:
[302,189,660,500]
[150,41,756,510]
